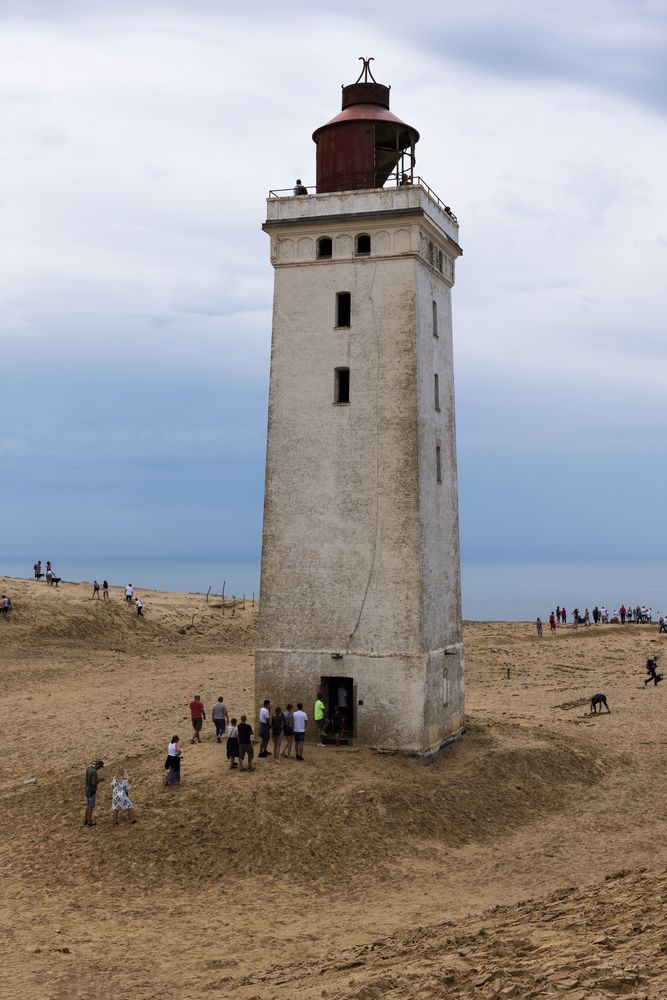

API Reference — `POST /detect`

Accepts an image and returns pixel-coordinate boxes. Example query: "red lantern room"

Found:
[312,58,420,194]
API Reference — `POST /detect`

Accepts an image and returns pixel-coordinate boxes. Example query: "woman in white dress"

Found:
[111,766,136,825]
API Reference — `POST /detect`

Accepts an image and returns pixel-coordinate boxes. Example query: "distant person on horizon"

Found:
[549,612,556,632]
[536,617,543,637]
[584,608,591,626]
[92,581,100,599]
[620,604,626,624]
[556,605,560,625]
[125,583,134,605]
[590,693,611,715]
[34,561,43,580]
[189,694,206,743]
[103,580,110,602]
[561,608,566,625]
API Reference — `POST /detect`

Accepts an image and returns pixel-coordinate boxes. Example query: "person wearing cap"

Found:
[84,759,105,827]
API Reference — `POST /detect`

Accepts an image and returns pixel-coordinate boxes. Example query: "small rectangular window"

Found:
[335,367,350,404]
[336,292,351,328]
[436,444,442,483]
[434,373,440,411]
[432,300,438,338]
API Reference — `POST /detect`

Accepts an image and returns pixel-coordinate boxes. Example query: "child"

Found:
[226,718,239,769]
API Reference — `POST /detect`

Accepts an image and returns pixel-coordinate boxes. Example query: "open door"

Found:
[321,675,354,740]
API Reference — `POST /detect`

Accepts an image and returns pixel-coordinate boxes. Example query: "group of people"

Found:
[33,560,61,586]
[84,759,137,827]
[539,603,662,635]
[171,691,344,782]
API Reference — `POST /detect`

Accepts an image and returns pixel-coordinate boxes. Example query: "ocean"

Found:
[2,556,666,622]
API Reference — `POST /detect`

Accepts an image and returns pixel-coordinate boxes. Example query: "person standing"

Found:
[84,759,104,827]
[536,617,543,638]
[258,699,271,757]
[212,696,229,743]
[556,605,560,626]
[226,718,240,769]
[92,581,100,599]
[111,766,136,825]
[125,583,134,605]
[331,707,344,748]
[102,580,110,602]
[293,702,307,760]
[189,694,206,743]
[281,704,295,758]
[237,715,255,772]
[165,736,183,785]
[549,612,556,632]
[620,604,626,625]
[561,607,567,625]
[271,707,284,761]
[314,692,327,745]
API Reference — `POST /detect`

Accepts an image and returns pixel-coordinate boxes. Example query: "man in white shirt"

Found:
[258,700,271,757]
[125,584,134,605]
[292,702,308,761]
[135,597,144,617]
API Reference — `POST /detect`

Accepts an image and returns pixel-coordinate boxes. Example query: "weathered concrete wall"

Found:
[256,184,464,753]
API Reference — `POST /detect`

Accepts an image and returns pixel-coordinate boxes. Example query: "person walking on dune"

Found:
[111,766,136,825]
[590,693,611,715]
[125,583,134,605]
[212,696,229,743]
[189,694,206,743]
[226,718,240,769]
[237,715,255,772]
[549,612,556,632]
[84,759,104,827]
[536,617,543,638]
[135,596,144,617]
[165,736,183,786]
[644,657,663,687]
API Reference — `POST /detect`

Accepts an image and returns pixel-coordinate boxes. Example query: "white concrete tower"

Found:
[255,60,464,755]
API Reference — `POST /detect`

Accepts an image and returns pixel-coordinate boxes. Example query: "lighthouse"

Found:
[255,59,464,755]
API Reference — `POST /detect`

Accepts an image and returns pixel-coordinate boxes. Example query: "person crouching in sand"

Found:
[590,693,611,715]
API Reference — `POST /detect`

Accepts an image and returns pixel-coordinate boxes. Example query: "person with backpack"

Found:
[281,704,295,758]
[271,707,284,761]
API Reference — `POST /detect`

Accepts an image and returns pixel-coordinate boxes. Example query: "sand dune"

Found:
[0,576,665,998]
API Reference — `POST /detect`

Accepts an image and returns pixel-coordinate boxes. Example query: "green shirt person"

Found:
[314,693,327,746]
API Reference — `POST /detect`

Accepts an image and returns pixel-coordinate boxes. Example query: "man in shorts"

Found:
[258,699,271,757]
[590,693,611,715]
[314,692,327,746]
[293,702,308,761]
[84,759,104,827]
[212,696,229,742]
[189,694,206,743]
[237,715,255,771]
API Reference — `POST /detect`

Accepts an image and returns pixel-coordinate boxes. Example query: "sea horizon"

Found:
[2,555,666,623]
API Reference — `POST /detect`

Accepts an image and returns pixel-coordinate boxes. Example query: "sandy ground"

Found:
[0,576,665,999]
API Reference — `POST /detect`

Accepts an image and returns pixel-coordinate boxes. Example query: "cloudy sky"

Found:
[2,0,666,565]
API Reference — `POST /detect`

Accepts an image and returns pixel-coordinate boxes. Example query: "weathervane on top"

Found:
[355,56,377,83]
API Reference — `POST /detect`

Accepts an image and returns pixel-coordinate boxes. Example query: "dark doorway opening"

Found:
[322,675,354,742]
